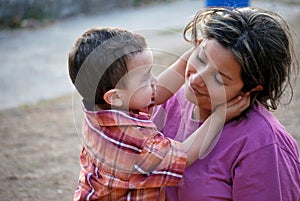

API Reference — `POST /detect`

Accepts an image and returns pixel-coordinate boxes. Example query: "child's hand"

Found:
[180,47,195,63]
[180,39,202,65]
[225,93,250,122]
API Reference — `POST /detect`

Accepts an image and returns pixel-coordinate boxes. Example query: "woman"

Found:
[152,7,300,201]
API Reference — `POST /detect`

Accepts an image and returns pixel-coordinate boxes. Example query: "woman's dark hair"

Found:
[184,7,299,114]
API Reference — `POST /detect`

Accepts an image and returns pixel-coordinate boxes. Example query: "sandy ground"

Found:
[0,1,300,201]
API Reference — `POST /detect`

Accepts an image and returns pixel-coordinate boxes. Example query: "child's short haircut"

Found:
[68,27,147,107]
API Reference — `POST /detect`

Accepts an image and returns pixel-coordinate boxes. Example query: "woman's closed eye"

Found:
[215,73,226,85]
[197,43,208,64]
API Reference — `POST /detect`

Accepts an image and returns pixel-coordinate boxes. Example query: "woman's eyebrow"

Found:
[202,45,207,59]
[197,44,207,61]
[201,42,207,55]
[203,40,233,82]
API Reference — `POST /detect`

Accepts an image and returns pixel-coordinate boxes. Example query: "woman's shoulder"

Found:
[245,102,285,134]
[222,103,284,147]
[226,102,299,157]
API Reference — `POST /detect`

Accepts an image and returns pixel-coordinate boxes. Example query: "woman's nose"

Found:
[191,72,206,88]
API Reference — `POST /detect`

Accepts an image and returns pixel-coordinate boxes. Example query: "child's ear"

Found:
[103,89,123,107]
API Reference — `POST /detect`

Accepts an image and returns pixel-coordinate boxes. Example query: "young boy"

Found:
[68,27,248,201]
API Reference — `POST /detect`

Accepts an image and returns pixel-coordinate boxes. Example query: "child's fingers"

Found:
[226,95,242,108]
[227,93,250,111]
[181,47,195,61]
[223,93,250,122]
[238,94,251,111]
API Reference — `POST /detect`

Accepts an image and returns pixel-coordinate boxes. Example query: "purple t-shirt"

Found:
[152,88,300,201]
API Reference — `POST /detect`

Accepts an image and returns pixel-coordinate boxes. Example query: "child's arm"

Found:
[155,48,194,105]
[183,94,250,167]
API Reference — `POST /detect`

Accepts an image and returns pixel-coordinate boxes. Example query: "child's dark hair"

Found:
[68,27,147,106]
[184,7,299,113]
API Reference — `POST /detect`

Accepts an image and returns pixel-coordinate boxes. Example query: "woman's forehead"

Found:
[202,39,242,77]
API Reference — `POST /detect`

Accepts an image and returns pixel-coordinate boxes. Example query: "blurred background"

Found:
[0,0,299,200]
[0,0,299,110]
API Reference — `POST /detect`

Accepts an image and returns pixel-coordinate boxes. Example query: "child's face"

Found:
[184,39,244,113]
[119,49,157,113]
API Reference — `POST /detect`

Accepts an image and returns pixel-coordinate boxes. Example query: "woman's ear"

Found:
[250,85,263,92]
[103,89,123,107]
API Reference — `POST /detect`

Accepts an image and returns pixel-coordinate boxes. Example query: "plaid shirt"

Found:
[74,106,186,201]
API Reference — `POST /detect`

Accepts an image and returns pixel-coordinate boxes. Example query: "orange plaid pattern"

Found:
[74,108,186,201]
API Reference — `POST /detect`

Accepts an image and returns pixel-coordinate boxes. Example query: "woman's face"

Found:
[184,39,244,113]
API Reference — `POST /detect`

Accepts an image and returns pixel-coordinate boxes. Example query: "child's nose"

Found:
[151,75,158,85]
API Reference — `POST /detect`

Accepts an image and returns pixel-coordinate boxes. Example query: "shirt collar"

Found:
[82,103,157,128]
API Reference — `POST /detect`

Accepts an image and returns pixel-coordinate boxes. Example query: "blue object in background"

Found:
[206,0,249,7]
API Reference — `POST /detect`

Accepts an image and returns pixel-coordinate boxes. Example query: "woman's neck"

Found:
[192,105,211,122]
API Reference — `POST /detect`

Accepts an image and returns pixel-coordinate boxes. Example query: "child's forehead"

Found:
[128,48,152,59]
[126,49,153,72]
